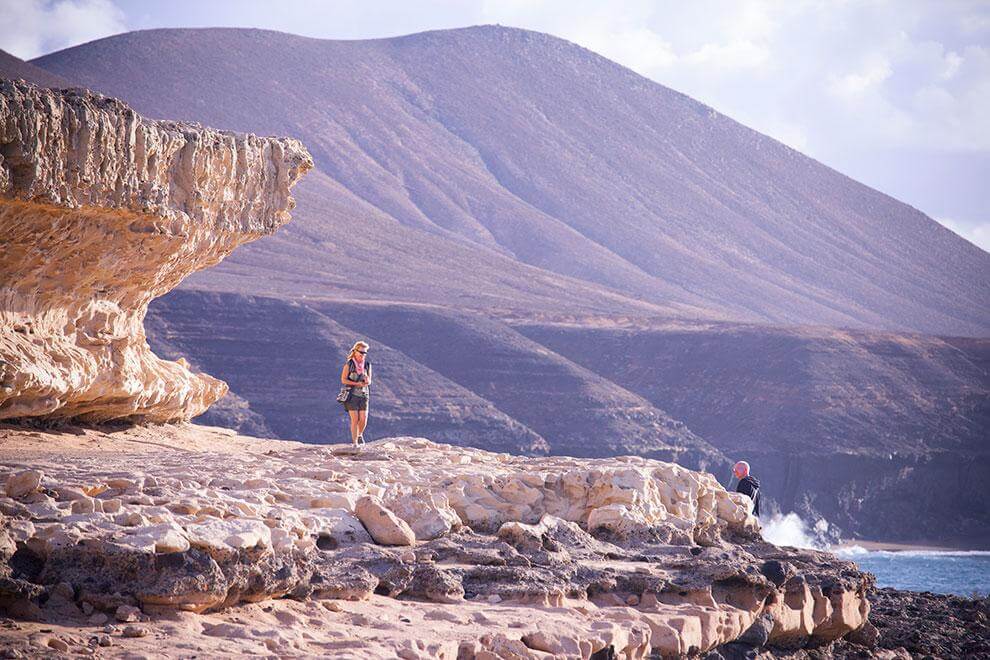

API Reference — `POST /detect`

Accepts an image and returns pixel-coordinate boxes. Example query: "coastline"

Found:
[834,539,986,553]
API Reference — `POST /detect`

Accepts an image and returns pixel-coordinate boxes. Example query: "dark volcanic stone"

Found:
[736,613,773,648]
[823,587,990,660]
[760,560,791,587]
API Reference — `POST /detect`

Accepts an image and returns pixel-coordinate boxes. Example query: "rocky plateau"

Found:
[0,423,878,658]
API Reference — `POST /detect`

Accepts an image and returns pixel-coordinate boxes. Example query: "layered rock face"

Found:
[0,79,312,422]
[0,425,872,658]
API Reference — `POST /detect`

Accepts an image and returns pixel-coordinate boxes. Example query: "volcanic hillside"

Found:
[0,48,72,88]
[33,26,990,336]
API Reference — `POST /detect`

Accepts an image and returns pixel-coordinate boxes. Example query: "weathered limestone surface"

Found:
[0,425,872,658]
[0,79,312,422]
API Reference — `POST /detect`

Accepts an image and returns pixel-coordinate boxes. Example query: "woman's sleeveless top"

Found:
[347,359,371,397]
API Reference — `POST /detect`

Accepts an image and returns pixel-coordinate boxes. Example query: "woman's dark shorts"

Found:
[344,394,369,412]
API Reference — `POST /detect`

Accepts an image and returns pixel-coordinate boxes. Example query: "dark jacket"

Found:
[736,475,761,516]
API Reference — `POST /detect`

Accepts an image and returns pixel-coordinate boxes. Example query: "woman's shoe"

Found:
[357,434,365,445]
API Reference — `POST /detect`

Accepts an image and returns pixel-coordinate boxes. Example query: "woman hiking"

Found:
[340,341,372,446]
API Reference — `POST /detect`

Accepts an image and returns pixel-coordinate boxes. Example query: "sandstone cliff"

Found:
[0,425,873,658]
[0,79,312,422]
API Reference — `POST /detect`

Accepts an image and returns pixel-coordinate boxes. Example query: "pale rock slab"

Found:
[587,503,651,538]
[303,508,372,546]
[128,522,190,553]
[0,427,872,657]
[384,486,461,540]
[5,469,42,498]
[185,518,272,553]
[355,496,416,546]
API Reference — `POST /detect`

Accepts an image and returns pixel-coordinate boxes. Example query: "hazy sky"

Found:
[2,0,988,252]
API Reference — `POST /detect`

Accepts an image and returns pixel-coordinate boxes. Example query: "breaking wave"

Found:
[760,512,830,550]
[760,514,990,596]
[834,545,990,559]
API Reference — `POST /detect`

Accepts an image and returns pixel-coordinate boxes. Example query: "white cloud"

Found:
[0,0,127,59]
[827,59,893,97]
[567,24,677,75]
[476,0,990,243]
[684,39,771,70]
[941,50,962,79]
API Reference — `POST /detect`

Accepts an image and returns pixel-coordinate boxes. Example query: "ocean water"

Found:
[833,546,990,597]
[761,512,990,597]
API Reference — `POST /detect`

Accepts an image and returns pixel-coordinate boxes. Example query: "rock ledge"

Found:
[0,79,312,422]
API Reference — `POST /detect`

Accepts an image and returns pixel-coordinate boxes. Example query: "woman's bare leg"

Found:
[348,410,360,445]
[357,409,368,440]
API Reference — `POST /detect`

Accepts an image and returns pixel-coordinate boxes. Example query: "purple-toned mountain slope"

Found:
[146,290,724,468]
[144,289,989,544]
[33,26,990,336]
[0,49,72,88]
[515,320,990,544]
[515,322,989,457]
[145,291,549,456]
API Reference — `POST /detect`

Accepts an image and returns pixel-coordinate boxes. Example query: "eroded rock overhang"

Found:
[0,79,313,422]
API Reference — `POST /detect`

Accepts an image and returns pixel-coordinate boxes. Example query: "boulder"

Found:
[70,497,96,514]
[305,508,373,547]
[384,487,461,540]
[115,605,141,623]
[587,503,650,538]
[845,620,879,649]
[130,523,190,554]
[354,497,415,546]
[5,470,43,498]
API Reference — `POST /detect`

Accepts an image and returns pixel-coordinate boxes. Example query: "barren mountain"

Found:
[0,48,72,88]
[147,290,722,466]
[33,26,990,336]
